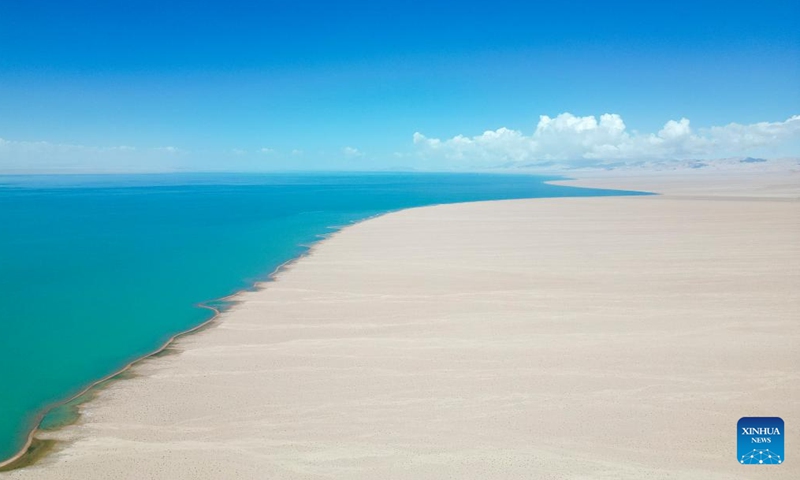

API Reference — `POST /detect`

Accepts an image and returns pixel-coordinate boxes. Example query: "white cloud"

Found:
[413,113,800,168]
[259,147,275,154]
[342,146,363,157]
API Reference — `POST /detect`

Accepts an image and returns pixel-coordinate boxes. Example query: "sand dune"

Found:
[5,173,799,479]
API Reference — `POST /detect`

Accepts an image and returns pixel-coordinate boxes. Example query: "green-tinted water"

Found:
[0,172,648,462]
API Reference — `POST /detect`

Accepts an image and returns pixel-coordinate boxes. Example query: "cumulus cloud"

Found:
[413,113,800,168]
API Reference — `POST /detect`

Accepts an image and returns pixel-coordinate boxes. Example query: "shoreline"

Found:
[0,225,353,471]
[0,297,230,471]
[1,204,425,470]
[4,173,798,478]
[0,188,651,470]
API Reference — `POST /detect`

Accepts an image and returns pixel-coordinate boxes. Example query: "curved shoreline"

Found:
[3,174,797,478]
[0,218,366,471]
[0,188,651,470]
[0,300,221,471]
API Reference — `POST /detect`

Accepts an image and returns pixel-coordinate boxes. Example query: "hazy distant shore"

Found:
[5,172,800,479]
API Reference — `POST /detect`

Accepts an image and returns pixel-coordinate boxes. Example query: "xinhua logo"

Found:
[738,417,784,465]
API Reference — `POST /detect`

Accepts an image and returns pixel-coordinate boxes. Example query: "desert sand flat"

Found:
[551,171,800,198]
[5,174,799,479]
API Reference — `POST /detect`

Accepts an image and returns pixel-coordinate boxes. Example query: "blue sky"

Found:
[0,0,798,172]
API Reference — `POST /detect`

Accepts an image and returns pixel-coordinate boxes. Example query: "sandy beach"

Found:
[4,173,799,479]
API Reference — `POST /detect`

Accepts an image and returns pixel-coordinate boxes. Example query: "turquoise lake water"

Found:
[0,172,647,462]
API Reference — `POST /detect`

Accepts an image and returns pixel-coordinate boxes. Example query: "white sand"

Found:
[550,171,800,198]
[5,173,799,479]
